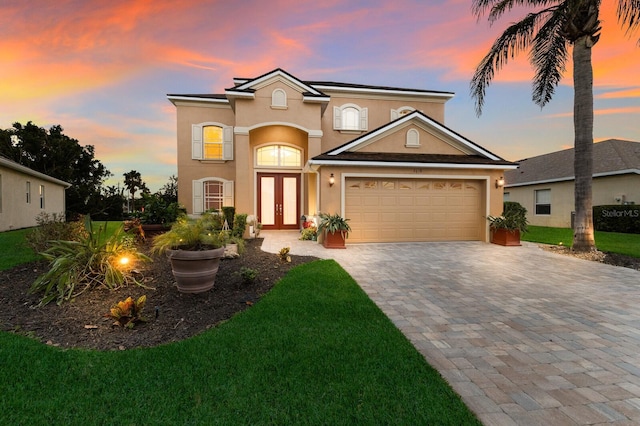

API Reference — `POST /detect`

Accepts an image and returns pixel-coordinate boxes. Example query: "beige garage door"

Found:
[345,178,484,243]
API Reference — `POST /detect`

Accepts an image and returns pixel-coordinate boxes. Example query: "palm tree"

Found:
[471,0,639,252]
[123,170,147,212]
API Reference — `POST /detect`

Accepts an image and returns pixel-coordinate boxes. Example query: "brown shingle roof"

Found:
[311,151,515,166]
[505,139,640,186]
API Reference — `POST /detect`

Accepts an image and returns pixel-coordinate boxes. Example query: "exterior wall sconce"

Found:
[495,177,505,188]
[329,173,335,187]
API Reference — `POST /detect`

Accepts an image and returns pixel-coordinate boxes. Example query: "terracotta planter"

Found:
[322,230,347,249]
[491,228,521,246]
[167,247,225,293]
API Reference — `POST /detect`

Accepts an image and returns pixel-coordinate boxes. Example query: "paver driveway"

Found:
[262,231,640,425]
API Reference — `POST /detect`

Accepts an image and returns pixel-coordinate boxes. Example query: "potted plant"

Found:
[151,213,227,293]
[317,212,351,249]
[487,201,529,246]
[137,193,186,237]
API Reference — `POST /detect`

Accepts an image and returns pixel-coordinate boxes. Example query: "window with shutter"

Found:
[192,122,233,161]
[193,178,234,214]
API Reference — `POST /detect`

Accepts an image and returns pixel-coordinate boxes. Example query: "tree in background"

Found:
[0,121,111,219]
[471,0,639,252]
[158,175,178,204]
[123,170,148,212]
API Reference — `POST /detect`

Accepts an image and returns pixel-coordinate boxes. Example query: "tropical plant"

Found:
[29,216,152,306]
[123,170,148,212]
[317,212,351,236]
[300,226,318,241]
[487,201,529,233]
[232,213,248,238]
[106,295,147,329]
[470,1,640,252]
[278,247,291,263]
[151,212,227,254]
[137,192,186,225]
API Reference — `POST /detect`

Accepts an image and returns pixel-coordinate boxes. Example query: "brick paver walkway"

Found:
[262,231,640,425]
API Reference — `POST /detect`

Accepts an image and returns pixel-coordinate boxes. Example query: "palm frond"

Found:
[530,9,569,107]
[617,0,640,44]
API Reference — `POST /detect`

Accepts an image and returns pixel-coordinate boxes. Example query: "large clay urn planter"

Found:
[322,231,347,249]
[167,247,225,293]
[490,228,521,246]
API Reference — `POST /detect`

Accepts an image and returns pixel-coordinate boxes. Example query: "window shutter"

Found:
[192,124,203,159]
[223,126,234,160]
[333,106,342,129]
[223,181,234,207]
[360,108,368,130]
[192,180,203,214]
[390,109,399,121]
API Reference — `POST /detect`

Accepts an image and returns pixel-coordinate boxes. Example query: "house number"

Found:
[413,168,423,173]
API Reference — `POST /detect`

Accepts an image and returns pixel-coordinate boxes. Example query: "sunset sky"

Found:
[2,0,639,191]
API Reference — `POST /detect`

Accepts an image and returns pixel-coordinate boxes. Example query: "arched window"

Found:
[191,122,233,161]
[256,145,302,168]
[192,177,234,214]
[271,89,287,108]
[333,104,368,131]
[391,106,416,121]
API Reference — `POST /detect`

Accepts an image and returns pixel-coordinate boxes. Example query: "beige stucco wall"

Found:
[505,174,640,228]
[174,101,237,212]
[0,166,67,232]
[357,123,466,155]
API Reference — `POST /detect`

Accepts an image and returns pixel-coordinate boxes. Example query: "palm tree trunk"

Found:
[571,36,596,252]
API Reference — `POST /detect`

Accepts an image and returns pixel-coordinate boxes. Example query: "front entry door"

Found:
[258,173,300,230]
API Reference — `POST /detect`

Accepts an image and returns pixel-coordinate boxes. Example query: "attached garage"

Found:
[345,177,485,243]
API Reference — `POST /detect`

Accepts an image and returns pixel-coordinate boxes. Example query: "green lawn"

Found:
[523,225,640,258]
[0,231,479,424]
[0,228,41,269]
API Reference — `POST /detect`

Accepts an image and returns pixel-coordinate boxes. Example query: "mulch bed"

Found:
[0,239,317,351]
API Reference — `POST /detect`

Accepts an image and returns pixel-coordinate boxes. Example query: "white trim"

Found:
[0,157,71,188]
[328,111,501,160]
[224,90,255,99]
[167,95,229,105]
[310,84,454,99]
[308,159,518,170]
[505,168,640,188]
[234,122,323,138]
[234,69,324,96]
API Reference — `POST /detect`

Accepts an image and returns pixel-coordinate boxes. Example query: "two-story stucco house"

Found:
[167,68,516,243]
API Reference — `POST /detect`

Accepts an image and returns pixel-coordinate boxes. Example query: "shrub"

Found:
[487,201,529,233]
[232,213,248,238]
[29,216,152,306]
[300,227,317,241]
[137,193,186,225]
[25,213,89,252]
[593,205,640,234]
[222,206,235,230]
[278,247,291,263]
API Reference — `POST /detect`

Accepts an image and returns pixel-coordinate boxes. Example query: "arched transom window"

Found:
[256,145,302,168]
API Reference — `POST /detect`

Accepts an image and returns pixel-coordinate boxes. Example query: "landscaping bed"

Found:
[0,238,317,351]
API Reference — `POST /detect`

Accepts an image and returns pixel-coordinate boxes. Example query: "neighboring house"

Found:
[504,139,640,228]
[167,68,516,243]
[0,155,71,232]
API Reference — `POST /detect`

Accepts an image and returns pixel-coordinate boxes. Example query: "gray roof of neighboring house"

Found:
[0,155,72,188]
[505,139,640,187]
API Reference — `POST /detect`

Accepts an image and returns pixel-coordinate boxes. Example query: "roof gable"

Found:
[226,68,327,98]
[327,111,504,160]
[505,139,640,186]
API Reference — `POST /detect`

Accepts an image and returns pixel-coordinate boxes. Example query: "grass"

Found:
[0,258,479,424]
[523,225,640,258]
[0,228,41,270]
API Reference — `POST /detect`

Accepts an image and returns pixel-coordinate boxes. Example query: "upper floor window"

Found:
[405,129,420,147]
[333,104,368,132]
[271,89,287,108]
[391,106,415,121]
[256,145,302,168]
[535,189,551,215]
[192,122,233,161]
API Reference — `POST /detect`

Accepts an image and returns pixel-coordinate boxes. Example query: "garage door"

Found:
[345,178,483,243]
